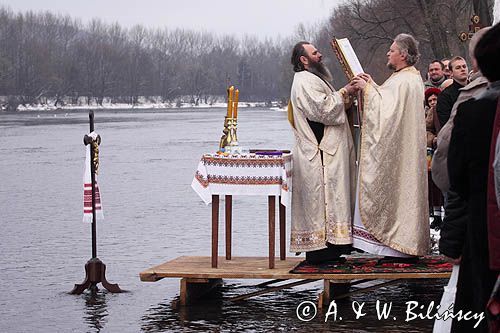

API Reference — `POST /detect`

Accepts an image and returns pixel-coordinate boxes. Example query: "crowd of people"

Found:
[288,22,500,332]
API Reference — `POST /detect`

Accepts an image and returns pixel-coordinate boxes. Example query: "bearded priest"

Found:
[288,41,358,264]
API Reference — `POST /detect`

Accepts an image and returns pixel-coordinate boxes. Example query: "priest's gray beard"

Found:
[307,59,333,83]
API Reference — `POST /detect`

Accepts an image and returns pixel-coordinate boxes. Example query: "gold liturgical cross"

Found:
[459,15,482,42]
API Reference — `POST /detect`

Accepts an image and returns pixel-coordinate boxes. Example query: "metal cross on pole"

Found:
[459,15,483,42]
[71,110,123,294]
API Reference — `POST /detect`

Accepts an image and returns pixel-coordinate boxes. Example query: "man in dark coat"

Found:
[445,23,500,332]
[436,56,469,128]
[485,22,500,331]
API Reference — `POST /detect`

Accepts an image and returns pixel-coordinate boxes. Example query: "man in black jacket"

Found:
[436,56,469,128]
[443,23,500,332]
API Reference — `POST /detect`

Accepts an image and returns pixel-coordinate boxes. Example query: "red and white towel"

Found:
[83,132,104,223]
[191,153,292,206]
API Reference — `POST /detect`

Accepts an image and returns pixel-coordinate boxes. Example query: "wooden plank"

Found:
[229,279,318,302]
[225,195,232,260]
[333,279,403,300]
[322,280,331,305]
[139,256,452,281]
[319,279,403,308]
[320,280,352,307]
[279,199,286,261]
[179,277,222,306]
[139,271,164,282]
[268,196,275,269]
[211,195,219,268]
[256,279,287,287]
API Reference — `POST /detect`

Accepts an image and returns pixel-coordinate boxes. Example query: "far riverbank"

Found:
[1,96,287,113]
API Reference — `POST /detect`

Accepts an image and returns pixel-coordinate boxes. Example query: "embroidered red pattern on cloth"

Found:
[353,226,381,243]
[201,154,285,168]
[191,153,292,206]
[83,143,104,223]
[83,183,102,214]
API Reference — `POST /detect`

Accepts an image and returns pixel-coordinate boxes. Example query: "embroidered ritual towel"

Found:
[83,132,104,223]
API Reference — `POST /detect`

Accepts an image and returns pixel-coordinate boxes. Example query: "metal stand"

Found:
[71,110,122,294]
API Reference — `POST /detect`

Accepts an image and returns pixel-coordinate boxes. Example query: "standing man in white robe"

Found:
[288,41,358,264]
[351,34,430,263]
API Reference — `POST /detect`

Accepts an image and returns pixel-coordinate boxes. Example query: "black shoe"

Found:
[376,256,419,265]
[327,243,353,255]
[306,245,350,264]
[306,256,347,265]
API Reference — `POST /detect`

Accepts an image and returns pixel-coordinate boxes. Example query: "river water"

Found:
[0,108,446,332]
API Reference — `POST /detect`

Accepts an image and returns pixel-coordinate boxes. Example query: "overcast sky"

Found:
[1,0,343,39]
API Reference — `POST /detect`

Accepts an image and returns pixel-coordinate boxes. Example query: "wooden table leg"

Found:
[212,195,219,268]
[268,196,275,269]
[279,197,286,260]
[225,195,232,260]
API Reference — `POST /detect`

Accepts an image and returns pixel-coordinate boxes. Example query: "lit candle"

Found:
[233,89,239,119]
[227,86,234,117]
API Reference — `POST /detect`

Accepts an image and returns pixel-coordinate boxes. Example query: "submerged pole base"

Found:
[70,258,123,294]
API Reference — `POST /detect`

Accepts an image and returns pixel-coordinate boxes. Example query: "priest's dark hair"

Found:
[475,22,500,82]
[394,33,420,66]
[291,41,310,72]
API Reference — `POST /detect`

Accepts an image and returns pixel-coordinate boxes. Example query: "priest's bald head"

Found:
[386,33,420,71]
[290,41,332,82]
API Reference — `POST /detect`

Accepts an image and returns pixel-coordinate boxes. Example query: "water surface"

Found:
[0,108,446,332]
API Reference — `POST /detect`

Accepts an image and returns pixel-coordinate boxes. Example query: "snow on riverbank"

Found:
[4,96,287,112]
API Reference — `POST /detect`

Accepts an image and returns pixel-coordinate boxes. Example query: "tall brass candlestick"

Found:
[233,89,239,118]
[219,116,233,150]
[227,86,234,118]
[219,86,235,151]
[230,89,239,147]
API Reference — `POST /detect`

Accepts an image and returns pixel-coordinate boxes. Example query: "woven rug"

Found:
[290,255,453,274]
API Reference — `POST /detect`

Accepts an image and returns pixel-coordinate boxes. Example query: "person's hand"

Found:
[350,76,367,91]
[357,73,372,83]
[343,81,358,95]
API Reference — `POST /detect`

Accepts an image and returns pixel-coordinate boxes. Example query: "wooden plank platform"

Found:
[140,256,452,282]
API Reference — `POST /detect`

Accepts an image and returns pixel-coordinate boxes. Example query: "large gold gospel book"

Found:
[331,37,363,151]
[331,38,364,80]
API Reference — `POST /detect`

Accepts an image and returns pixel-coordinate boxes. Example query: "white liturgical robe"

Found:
[289,70,356,252]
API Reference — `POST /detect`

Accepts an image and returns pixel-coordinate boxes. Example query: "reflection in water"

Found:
[1,110,449,332]
[83,289,109,332]
[141,280,447,332]
[141,288,224,332]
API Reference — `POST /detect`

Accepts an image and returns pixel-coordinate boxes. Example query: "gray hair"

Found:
[394,33,420,66]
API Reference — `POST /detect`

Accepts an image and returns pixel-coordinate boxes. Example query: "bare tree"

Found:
[323,0,488,82]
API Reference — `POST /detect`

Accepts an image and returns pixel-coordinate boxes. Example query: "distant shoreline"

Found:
[1,100,287,113]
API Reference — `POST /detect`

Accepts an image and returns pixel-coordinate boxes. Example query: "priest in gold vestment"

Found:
[288,41,358,263]
[351,34,430,260]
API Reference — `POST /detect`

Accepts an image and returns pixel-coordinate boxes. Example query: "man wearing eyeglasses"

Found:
[436,56,469,128]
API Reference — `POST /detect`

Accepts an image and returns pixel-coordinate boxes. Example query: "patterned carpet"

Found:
[290,255,453,274]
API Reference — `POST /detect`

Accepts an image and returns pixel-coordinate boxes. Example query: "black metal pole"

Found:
[473,0,493,26]
[89,110,97,259]
[71,110,122,294]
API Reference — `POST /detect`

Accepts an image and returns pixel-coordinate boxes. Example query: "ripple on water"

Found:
[0,109,447,332]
